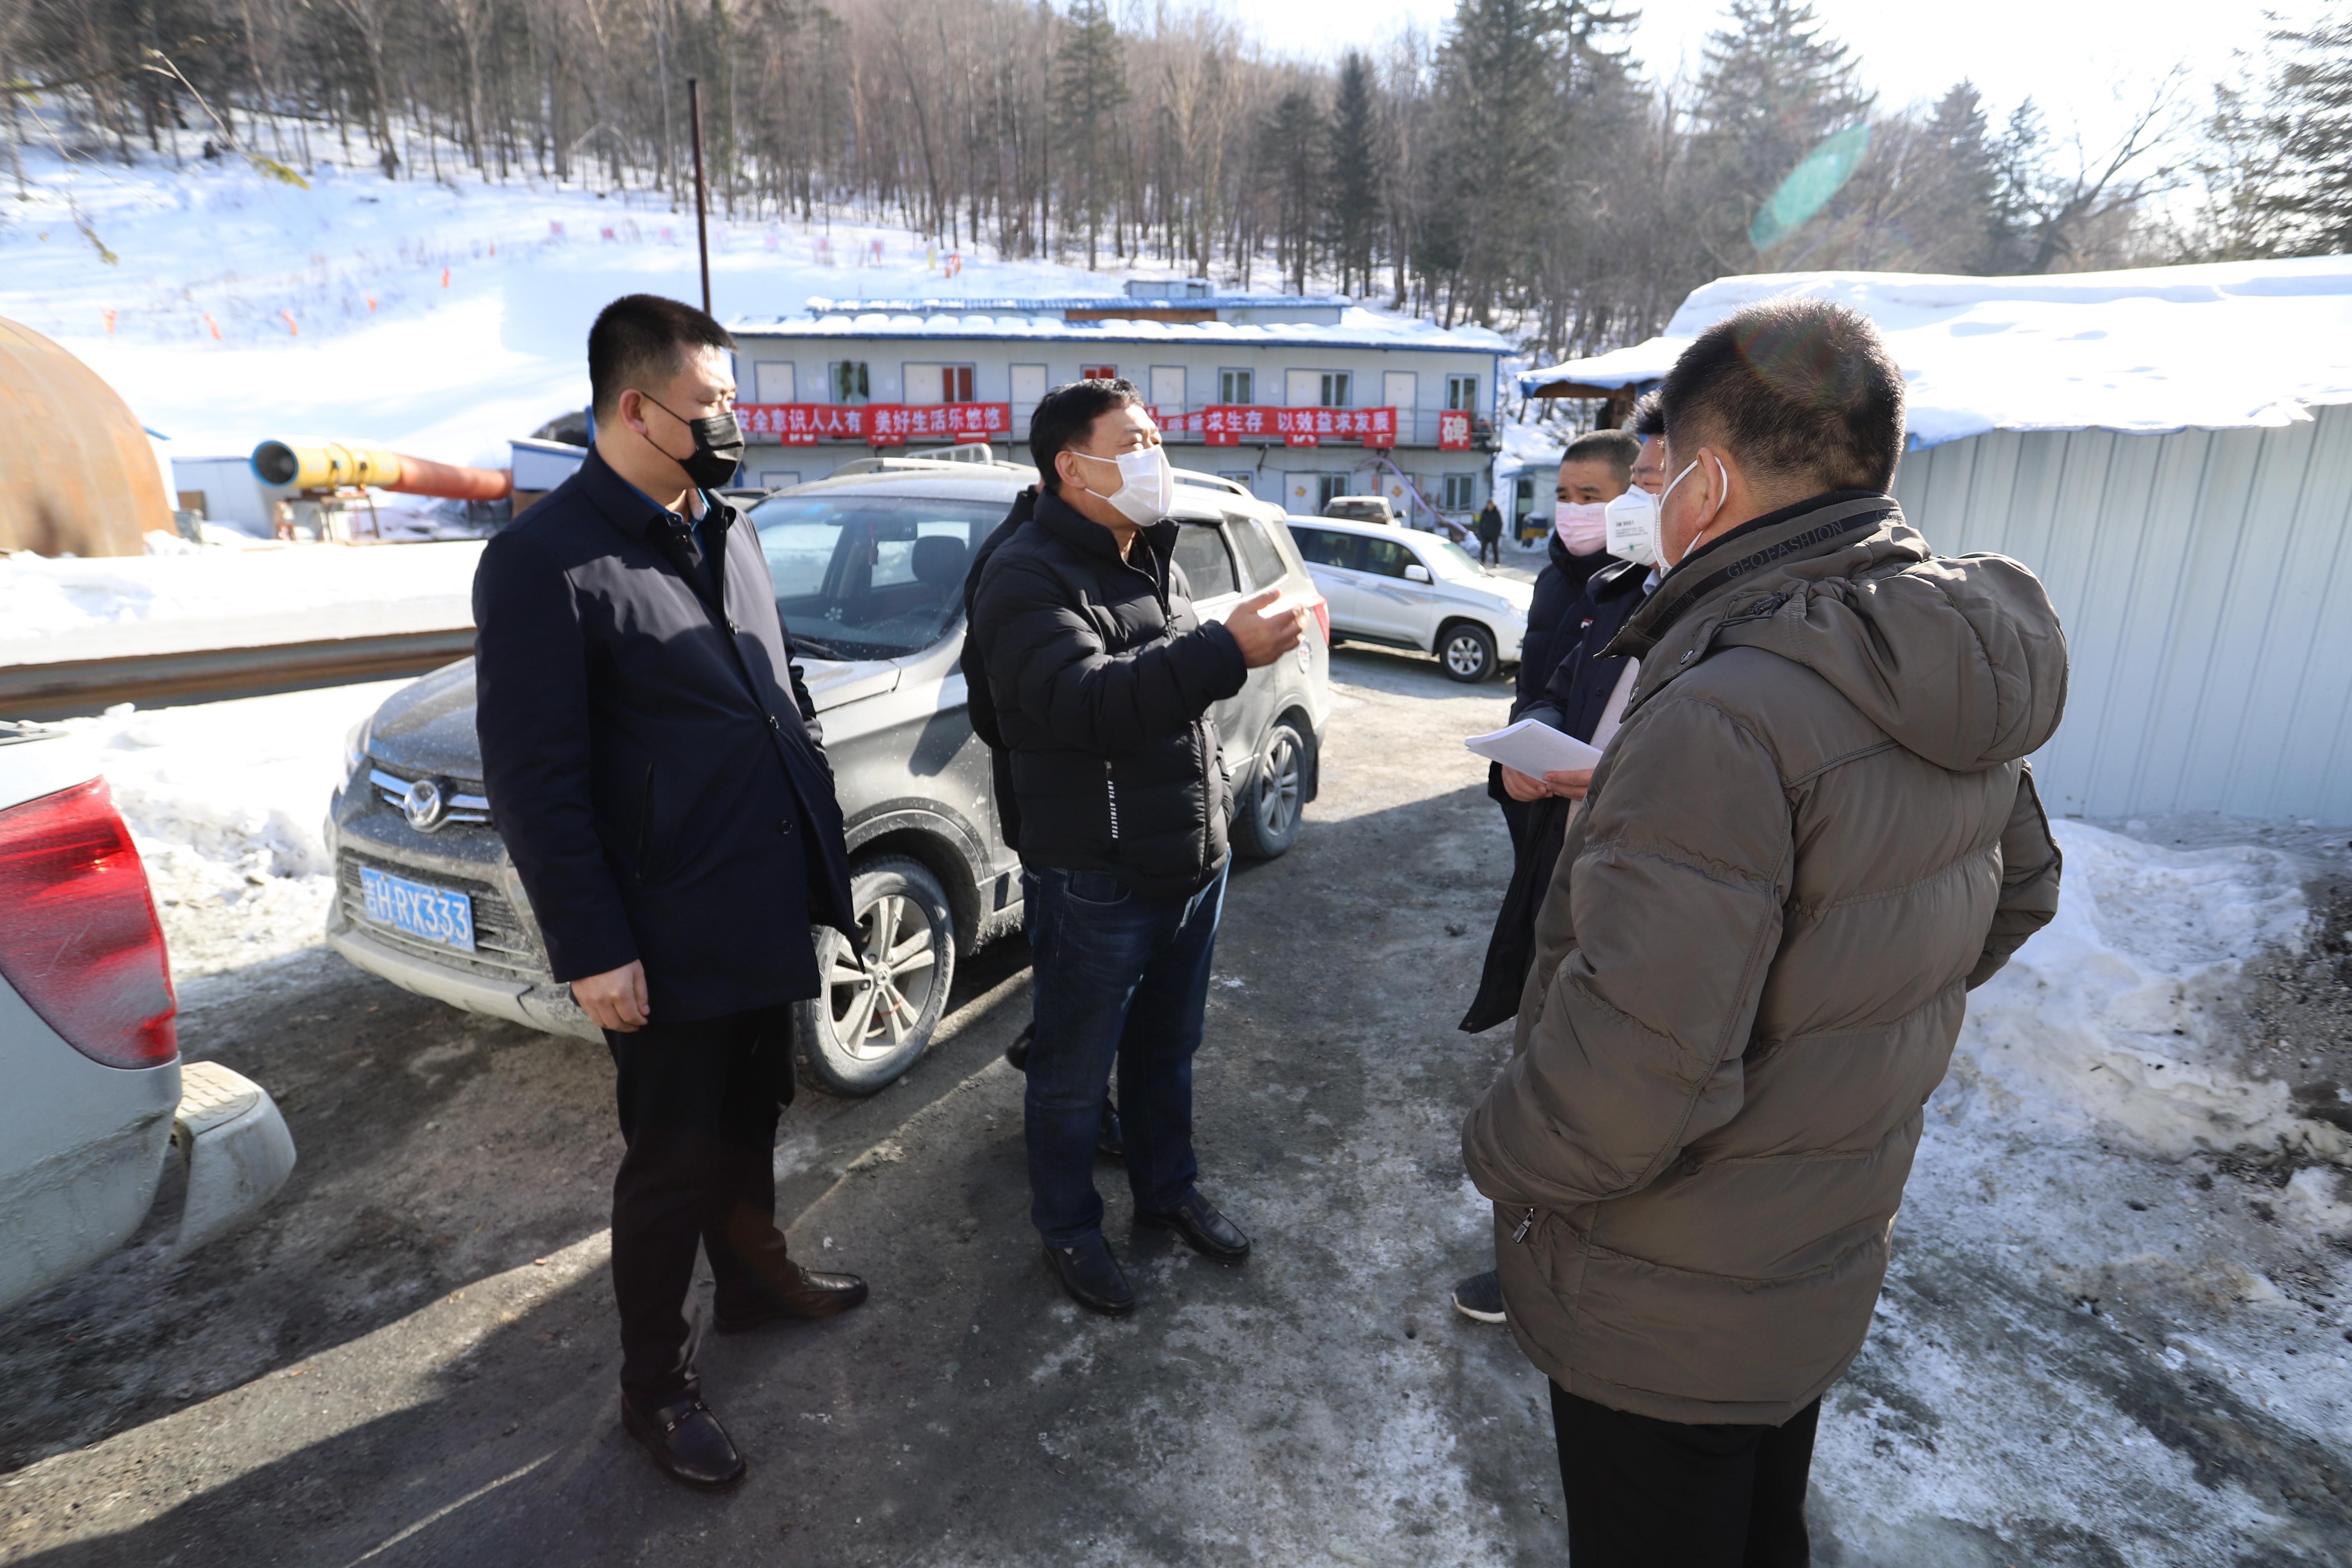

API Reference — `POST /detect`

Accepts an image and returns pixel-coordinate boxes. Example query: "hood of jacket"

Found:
[1606,491,2067,773]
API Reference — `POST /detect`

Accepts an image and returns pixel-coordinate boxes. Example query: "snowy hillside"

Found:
[0,134,1206,468]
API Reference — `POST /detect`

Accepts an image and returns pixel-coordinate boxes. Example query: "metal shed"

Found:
[1519,259,2352,824]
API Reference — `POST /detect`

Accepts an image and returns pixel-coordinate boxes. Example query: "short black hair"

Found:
[1029,378,1143,494]
[1658,298,1904,492]
[1628,391,1665,438]
[588,294,735,420]
[1563,428,1640,484]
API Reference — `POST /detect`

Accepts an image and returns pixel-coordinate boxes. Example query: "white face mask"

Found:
[1072,445,1174,525]
[1656,454,1727,568]
[1603,487,1662,568]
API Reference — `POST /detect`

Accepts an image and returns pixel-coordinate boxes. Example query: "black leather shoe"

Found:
[1044,1236,1135,1315]
[1006,1022,1034,1071]
[621,1395,745,1491]
[1137,1192,1251,1263]
[712,1264,869,1333]
[1097,1105,1125,1164]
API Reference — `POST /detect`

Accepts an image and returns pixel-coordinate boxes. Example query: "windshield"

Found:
[1420,535,1491,581]
[749,494,1006,661]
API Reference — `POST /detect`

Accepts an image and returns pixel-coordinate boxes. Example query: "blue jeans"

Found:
[1022,862,1227,1246]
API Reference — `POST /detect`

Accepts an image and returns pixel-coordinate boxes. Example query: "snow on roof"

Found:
[801,292,1357,312]
[1517,256,2352,447]
[734,306,1511,355]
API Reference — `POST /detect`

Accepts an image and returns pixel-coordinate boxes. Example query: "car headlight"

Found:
[343,716,372,775]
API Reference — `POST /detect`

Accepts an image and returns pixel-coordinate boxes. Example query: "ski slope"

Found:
[0,131,1197,469]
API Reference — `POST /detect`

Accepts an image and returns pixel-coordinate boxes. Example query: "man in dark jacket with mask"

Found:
[967,377,1304,1315]
[473,294,867,1494]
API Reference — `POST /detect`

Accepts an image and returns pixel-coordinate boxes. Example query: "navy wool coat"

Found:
[472,445,857,1021]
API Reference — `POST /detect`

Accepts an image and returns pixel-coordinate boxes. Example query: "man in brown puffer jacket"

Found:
[1461,297,2067,1567]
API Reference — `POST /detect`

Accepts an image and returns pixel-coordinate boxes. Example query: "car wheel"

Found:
[1232,716,1310,859]
[794,856,956,1097]
[1439,622,1498,683]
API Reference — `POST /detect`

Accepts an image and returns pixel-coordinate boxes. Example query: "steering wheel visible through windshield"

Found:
[749,494,1006,661]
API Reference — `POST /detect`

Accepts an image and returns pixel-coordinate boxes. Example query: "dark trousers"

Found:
[1479,535,1502,564]
[1022,862,1226,1246]
[606,1006,798,1409]
[1552,1383,1818,1567]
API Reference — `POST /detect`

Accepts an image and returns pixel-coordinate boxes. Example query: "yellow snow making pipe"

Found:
[250,440,405,490]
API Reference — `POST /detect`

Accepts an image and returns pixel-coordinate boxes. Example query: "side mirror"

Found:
[1404,563,1431,583]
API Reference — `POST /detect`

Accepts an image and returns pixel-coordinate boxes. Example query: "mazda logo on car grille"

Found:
[402,777,447,832]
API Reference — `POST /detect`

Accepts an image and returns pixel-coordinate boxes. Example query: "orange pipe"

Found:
[387,452,512,501]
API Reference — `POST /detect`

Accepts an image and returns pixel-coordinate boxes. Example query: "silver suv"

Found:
[325,460,1333,1095]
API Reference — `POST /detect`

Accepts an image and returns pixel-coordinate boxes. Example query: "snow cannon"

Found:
[250,441,513,501]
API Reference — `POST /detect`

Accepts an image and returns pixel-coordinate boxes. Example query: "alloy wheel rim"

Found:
[1446,634,1486,676]
[824,892,938,1061]
[1257,730,1301,837]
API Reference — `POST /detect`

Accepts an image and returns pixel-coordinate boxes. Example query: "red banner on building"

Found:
[736,402,1012,447]
[1437,410,1473,451]
[1189,405,1396,448]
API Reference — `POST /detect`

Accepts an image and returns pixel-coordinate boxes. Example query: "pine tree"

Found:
[1262,88,1326,294]
[1053,0,1129,269]
[1324,53,1385,298]
[2256,6,2352,252]
[1686,0,1874,266]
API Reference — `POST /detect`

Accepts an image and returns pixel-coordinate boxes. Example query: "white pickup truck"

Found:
[0,720,295,1313]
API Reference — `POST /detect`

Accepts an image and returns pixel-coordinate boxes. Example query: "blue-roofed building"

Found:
[728,279,1512,525]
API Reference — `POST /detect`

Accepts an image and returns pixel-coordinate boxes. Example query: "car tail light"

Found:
[1308,596,1330,647]
[0,778,178,1069]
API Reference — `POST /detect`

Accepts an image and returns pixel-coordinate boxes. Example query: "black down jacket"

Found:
[967,488,1247,901]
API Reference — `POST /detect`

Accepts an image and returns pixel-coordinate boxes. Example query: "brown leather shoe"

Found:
[712,1263,869,1333]
[621,1395,745,1491]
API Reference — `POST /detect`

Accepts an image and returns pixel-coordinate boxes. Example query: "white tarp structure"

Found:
[1520,258,2352,824]
[1518,256,2352,447]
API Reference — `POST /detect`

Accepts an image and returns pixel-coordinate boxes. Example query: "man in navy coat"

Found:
[473,294,867,1492]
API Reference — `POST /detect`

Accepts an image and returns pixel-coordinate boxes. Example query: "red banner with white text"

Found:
[1437,410,1474,451]
[736,402,1012,447]
[1155,405,1397,448]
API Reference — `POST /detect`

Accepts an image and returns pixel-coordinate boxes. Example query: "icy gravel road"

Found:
[2,650,2346,1568]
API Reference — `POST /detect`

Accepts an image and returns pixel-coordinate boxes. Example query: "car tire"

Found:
[794,856,956,1097]
[1231,716,1311,860]
[1438,622,1499,683]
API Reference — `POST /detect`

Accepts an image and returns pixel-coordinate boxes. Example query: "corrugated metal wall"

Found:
[1892,404,2352,824]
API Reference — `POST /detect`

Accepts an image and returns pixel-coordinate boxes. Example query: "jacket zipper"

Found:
[1512,1207,1537,1244]
[1103,758,1120,841]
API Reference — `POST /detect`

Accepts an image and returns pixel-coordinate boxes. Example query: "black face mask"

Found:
[641,393,745,489]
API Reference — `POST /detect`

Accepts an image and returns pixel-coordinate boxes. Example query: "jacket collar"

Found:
[577,444,732,543]
[1032,489,1176,564]
[1587,556,1649,602]
[1609,489,1894,662]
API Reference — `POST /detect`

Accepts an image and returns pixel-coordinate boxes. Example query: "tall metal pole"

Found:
[687,77,711,314]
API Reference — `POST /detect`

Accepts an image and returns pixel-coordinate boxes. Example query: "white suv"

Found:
[0,722,295,1312]
[1286,515,1533,682]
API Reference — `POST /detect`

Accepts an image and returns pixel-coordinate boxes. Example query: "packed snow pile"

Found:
[1519,256,2352,447]
[1950,820,2332,1162]
[0,539,482,662]
[60,682,410,981]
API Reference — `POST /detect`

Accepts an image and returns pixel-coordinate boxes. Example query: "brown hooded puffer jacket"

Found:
[1461,490,2068,1426]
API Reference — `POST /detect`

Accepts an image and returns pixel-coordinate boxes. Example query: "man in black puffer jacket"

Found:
[968,378,1304,1315]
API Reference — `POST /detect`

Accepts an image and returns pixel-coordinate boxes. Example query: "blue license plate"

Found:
[359,866,475,952]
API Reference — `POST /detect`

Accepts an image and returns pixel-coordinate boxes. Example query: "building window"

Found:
[1318,473,1351,509]
[903,363,977,406]
[1320,372,1352,408]
[1219,368,1254,404]
[1081,363,1117,382]
[830,361,870,404]
[1442,473,1477,510]
[1444,374,1479,413]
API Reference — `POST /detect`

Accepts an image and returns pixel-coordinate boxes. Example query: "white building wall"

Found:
[1891,403,2352,824]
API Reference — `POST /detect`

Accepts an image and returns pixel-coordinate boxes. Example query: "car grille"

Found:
[335,852,547,982]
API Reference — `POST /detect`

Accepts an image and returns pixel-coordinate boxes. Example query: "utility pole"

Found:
[687,77,711,314]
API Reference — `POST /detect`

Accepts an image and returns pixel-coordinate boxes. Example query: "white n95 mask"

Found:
[1074,445,1175,525]
[1604,486,1662,568]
